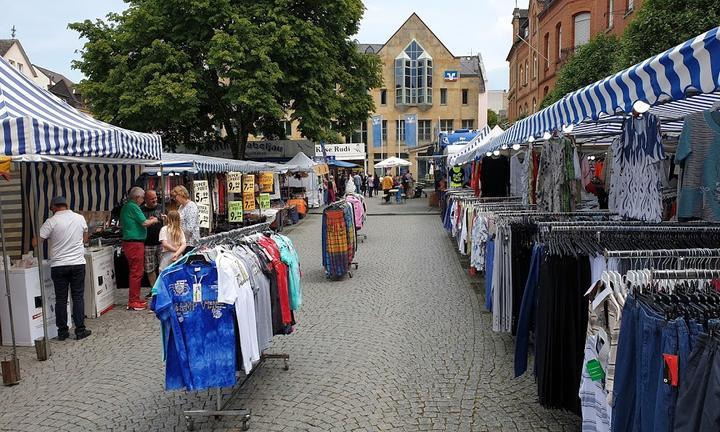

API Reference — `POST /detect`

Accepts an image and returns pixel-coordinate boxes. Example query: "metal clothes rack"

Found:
[604,248,720,259]
[650,268,720,280]
[184,220,289,431]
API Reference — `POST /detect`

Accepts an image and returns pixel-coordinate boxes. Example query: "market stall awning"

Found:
[375,156,411,168]
[327,159,359,168]
[283,152,317,173]
[488,26,720,150]
[144,153,293,174]
[451,126,504,166]
[0,57,162,161]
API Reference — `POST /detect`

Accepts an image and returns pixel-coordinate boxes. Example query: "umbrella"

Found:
[374,156,411,168]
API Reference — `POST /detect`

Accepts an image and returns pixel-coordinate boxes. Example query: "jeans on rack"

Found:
[484,238,495,312]
[674,332,720,431]
[613,295,639,432]
[514,243,542,377]
[654,318,690,432]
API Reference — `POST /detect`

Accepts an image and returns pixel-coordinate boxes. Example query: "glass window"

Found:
[17,63,23,72]
[382,120,387,143]
[461,119,474,129]
[557,24,563,60]
[574,12,591,47]
[351,121,368,144]
[418,120,432,143]
[394,40,433,106]
[608,0,615,28]
[380,89,387,105]
[440,119,454,132]
[282,121,292,137]
[533,54,537,79]
[440,88,447,105]
[627,0,634,11]
[462,89,469,105]
[544,33,550,69]
[396,119,405,144]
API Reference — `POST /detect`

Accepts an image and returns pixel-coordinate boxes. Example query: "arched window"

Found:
[395,40,433,106]
[533,54,537,79]
[544,33,550,69]
[556,23,562,60]
[525,60,529,85]
[532,98,537,113]
[574,12,591,47]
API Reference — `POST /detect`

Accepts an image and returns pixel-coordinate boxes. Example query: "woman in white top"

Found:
[158,210,187,271]
[171,185,200,247]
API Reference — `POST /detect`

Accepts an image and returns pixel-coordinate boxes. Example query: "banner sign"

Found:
[227,172,243,193]
[242,174,256,211]
[258,193,270,210]
[315,143,366,160]
[258,172,274,193]
[193,181,210,204]
[404,114,417,148]
[228,201,243,222]
[371,115,383,149]
[444,70,458,81]
[197,203,211,228]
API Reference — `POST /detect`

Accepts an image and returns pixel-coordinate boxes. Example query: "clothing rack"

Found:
[544,225,720,233]
[604,248,720,259]
[650,268,720,280]
[184,219,288,431]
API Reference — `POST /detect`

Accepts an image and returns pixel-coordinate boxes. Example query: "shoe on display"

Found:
[127,301,147,311]
[57,332,69,341]
[75,329,92,340]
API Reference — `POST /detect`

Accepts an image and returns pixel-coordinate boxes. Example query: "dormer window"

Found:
[395,40,433,106]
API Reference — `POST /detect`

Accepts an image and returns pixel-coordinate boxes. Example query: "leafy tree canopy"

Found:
[487,109,498,128]
[70,0,383,158]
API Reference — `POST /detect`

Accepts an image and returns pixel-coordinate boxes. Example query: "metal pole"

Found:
[160,164,165,214]
[30,165,50,358]
[0,192,19,363]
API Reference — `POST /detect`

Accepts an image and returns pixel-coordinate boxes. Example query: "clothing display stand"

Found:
[182,221,290,432]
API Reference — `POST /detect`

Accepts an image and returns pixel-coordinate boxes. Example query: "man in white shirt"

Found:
[34,196,91,341]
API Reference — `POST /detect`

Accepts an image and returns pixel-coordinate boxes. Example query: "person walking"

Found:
[34,196,91,340]
[353,172,362,195]
[373,174,380,196]
[366,174,375,197]
[170,185,200,250]
[121,187,159,310]
[337,174,346,196]
[158,210,187,271]
[141,190,163,296]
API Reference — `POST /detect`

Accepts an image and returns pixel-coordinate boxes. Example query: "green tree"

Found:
[487,109,498,128]
[540,33,620,109]
[616,0,720,69]
[70,0,382,159]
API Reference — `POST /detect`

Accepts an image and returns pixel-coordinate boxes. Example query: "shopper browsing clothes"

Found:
[170,185,200,250]
[121,187,160,310]
[158,210,187,271]
[34,196,91,340]
[141,190,163,297]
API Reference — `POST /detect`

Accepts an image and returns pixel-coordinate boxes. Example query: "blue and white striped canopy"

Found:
[0,57,162,161]
[450,126,503,166]
[488,26,720,150]
[145,153,290,174]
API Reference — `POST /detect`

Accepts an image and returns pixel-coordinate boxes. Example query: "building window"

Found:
[574,12,591,47]
[544,86,549,97]
[8,60,14,66]
[440,88,447,105]
[380,89,387,105]
[382,120,387,143]
[627,0,634,12]
[533,54,537,79]
[608,0,615,28]
[461,119,474,129]
[282,120,292,137]
[395,119,405,144]
[524,60,529,85]
[556,23,563,61]
[462,89,469,105]
[440,119,454,132]
[17,63,23,72]
[351,121,368,144]
[516,64,521,86]
[544,33,550,69]
[532,98,537,113]
[418,120,432,143]
[395,40,433,106]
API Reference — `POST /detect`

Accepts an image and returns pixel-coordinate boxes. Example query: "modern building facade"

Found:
[506,0,644,122]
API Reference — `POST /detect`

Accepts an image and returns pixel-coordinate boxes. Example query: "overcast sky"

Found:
[0,0,528,90]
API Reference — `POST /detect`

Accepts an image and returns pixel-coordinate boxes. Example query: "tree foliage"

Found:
[540,33,620,109]
[615,0,720,69]
[487,109,498,128]
[70,0,382,158]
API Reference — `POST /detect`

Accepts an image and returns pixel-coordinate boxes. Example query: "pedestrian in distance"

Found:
[34,196,92,340]
[373,174,380,195]
[366,174,375,197]
[353,172,362,195]
[121,187,160,310]
[141,189,163,297]
[382,173,394,203]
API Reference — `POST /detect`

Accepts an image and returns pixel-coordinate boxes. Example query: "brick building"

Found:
[507,0,644,122]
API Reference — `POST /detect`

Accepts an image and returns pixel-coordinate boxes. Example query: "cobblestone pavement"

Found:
[0,194,580,431]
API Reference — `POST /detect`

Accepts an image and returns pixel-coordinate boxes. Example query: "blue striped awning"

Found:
[450,126,501,166]
[488,26,720,150]
[145,153,291,174]
[0,57,162,160]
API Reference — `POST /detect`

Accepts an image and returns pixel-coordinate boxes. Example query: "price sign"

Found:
[258,172,274,192]
[242,174,255,193]
[228,201,243,222]
[227,172,243,193]
[197,203,211,228]
[243,192,256,211]
[193,180,210,204]
[258,193,270,210]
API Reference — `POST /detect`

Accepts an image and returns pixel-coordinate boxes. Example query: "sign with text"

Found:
[444,70,458,81]
[242,174,256,211]
[258,172,274,193]
[197,203,211,228]
[227,172,243,193]
[193,180,210,204]
[258,193,270,210]
[228,201,244,222]
[314,143,366,161]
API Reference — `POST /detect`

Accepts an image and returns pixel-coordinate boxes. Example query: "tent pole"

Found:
[160,165,165,214]
[0,189,21,382]
[30,165,50,358]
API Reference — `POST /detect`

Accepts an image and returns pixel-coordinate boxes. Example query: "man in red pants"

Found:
[121,187,159,310]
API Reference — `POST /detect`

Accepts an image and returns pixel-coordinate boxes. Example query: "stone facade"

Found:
[507,0,644,122]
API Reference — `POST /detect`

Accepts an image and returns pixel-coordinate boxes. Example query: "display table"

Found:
[0,262,69,346]
[84,246,116,318]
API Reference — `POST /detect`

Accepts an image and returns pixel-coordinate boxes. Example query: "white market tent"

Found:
[144,152,290,174]
[449,125,504,166]
[375,156,412,168]
[480,26,720,153]
[283,152,322,207]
